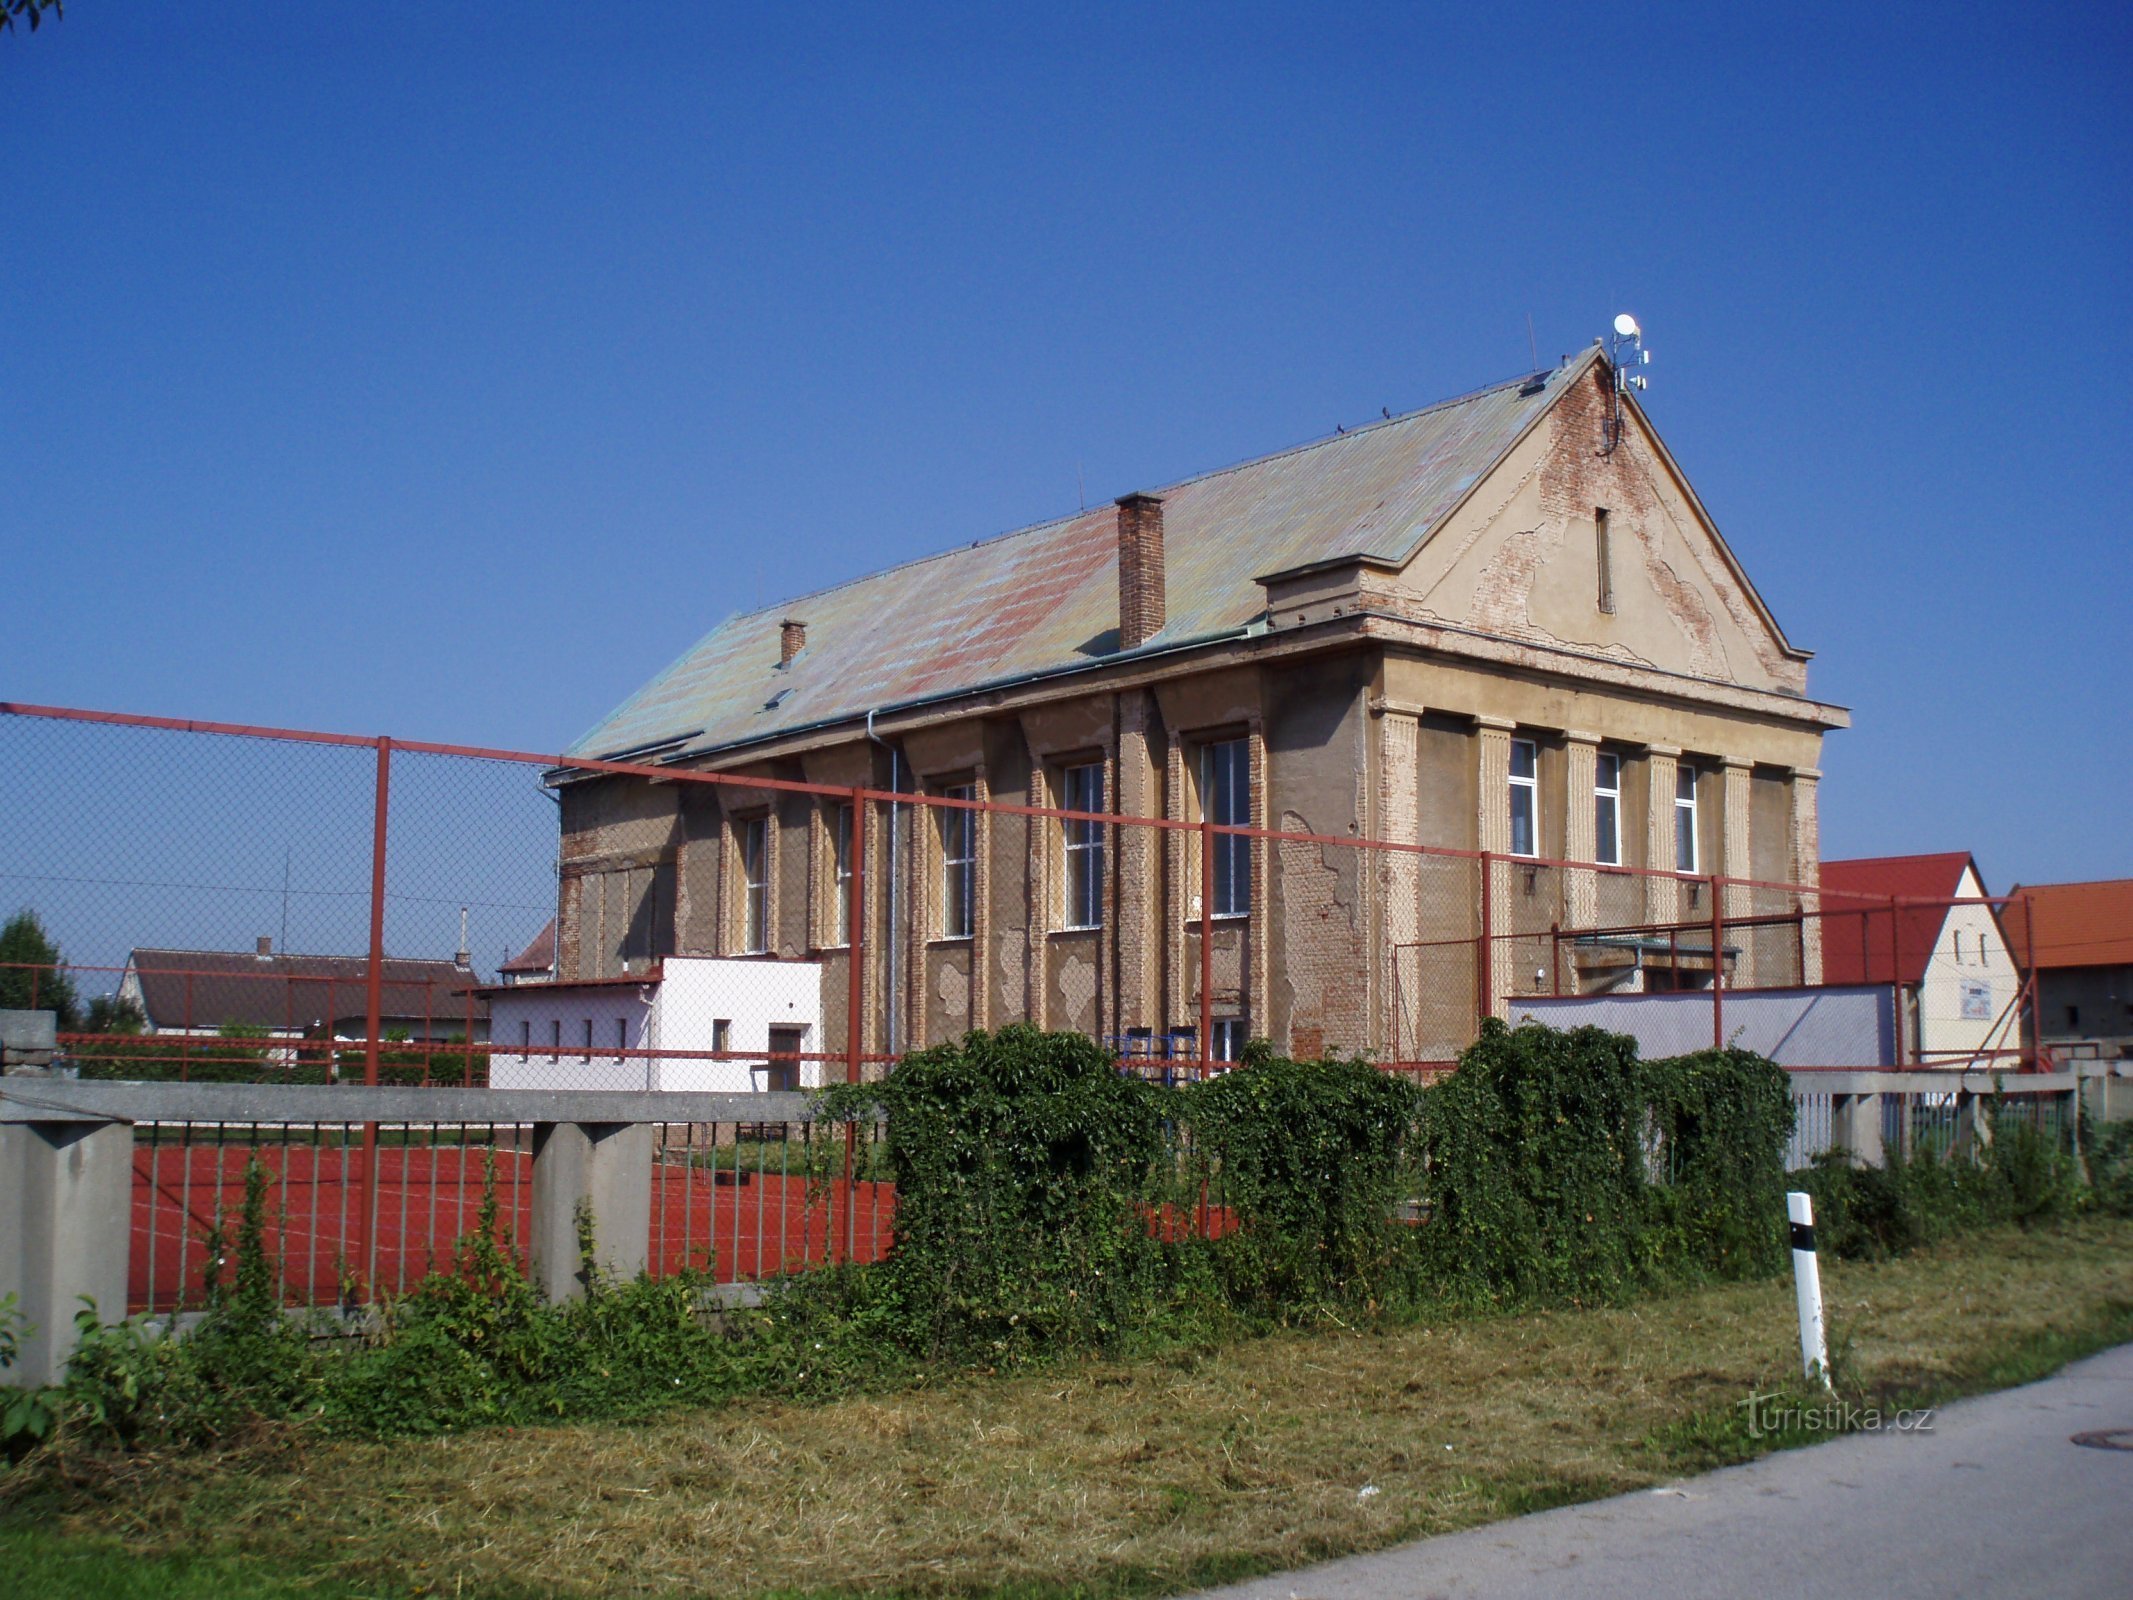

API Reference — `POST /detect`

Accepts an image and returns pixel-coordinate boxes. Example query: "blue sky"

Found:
[4,2,2128,895]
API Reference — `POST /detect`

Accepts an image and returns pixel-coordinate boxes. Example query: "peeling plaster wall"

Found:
[1263,653,1372,1057]
[557,775,684,981]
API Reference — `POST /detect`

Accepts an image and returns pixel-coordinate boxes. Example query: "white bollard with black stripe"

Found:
[1787,1190,1832,1389]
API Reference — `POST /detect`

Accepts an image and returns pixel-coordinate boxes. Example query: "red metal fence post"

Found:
[1476,851,1493,1036]
[1709,873,1724,1051]
[2021,891,2042,1071]
[1889,895,1906,1067]
[1199,819,1215,1069]
[355,735,391,1300]
[837,788,866,1266]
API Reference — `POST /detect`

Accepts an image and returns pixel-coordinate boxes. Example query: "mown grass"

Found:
[7,1217,2132,1600]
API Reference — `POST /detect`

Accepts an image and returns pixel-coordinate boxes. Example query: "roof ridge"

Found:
[716,361,1570,628]
[1825,851,1973,865]
[130,946,465,965]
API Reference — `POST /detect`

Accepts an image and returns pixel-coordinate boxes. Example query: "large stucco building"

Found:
[549,346,1847,1065]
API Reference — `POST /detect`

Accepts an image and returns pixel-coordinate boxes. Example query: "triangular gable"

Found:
[1377,352,1810,697]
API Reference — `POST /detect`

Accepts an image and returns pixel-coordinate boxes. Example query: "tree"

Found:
[84,993,147,1035]
[1,2,64,35]
[0,909,79,1027]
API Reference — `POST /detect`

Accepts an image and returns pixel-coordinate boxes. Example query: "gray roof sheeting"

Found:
[572,355,1586,763]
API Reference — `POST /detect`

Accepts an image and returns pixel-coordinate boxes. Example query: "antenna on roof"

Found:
[1602,312,1652,454]
[1526,313,1540,371]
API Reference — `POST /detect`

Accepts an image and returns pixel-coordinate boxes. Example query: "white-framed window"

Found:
[549,1018,562,1060]
[1674,765,1699,874]
[1953,930,1964,964]
[519,1019,531,1054]
[582,1017,594,1058]
[939,785,975,939]
[1212,1017,1248,1063]
[740,816,771,952]
[1594,750,1622,867]
[831,802,854,946]
[1203,738,1251,916]
[1508,738,1538,858]
[1061,762,1105,930]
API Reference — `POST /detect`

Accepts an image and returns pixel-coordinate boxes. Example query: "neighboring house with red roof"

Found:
[2001,878,2133,1061]
[1820,853,2020,1067]
[116,938,486,1042]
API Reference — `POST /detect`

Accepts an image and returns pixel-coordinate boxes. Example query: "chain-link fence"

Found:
[4,701,2070,1313]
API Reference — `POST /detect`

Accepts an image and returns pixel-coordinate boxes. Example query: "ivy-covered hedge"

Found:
[823,1022,1796,1343]
[1188,1049,1422,1312]
[1417,1020,1797,1307]
[1642,1046,1796,1280]
[816,1026,1177,1358]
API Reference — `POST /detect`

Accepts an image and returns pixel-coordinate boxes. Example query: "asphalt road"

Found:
[1193,1342,2133,1600]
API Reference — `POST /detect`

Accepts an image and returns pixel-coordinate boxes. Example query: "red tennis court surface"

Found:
[129,1137,895,1313]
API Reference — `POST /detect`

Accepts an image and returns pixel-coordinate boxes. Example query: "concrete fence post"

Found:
[1953,1090,1992,1159]
[0,1119,132,1387]
[527,1121,653,1301]
[1830,1092,1884,1168]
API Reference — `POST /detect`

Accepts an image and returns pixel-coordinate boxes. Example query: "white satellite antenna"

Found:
[1603,312,1652,453]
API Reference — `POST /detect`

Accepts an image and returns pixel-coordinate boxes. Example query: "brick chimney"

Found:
[779,618,807,667]
[1115,493,1166,651]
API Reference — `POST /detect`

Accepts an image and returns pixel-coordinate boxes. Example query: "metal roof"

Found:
[2001,879,2133,972]
[570,353,1591,763]
[125,948,486,1032]
[1820,853,1980,987]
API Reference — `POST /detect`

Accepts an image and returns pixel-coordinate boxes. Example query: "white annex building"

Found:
[481,957,824,1091]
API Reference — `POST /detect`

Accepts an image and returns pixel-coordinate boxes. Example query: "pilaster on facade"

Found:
[1246,716,1270,1045]
[1644,745,1682,928]
[1163,738,1187,1037]
[970,763,991,1033]
[1375,706,1423,1059]
[861,793,886,1057]
[1715,755,1751,910]
[1024,763,1049,1031]
[1091,736,1118,1043]
[1718,757,1757,983]
[1474,716,1515,1019]
[1792,767,1824,986]
[903,792,930,1050]
[1114,693,1160,1037]
[1563,731,1600,932]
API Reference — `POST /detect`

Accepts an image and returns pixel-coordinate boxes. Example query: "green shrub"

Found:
[1796,1094,2088,1260]
[2089,1118,2133,1219]
[1418,1020,1653,1306]
[1187,1048,1422,1314]
[1642,1047,1796,1280]
[817,1025,1178,1360]
[1416,1023,1798,1306]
